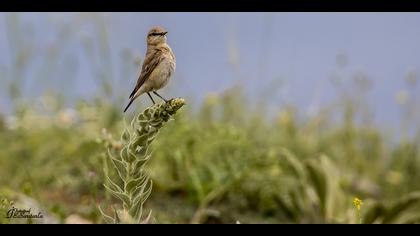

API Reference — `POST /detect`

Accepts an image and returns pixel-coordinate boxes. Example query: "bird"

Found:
[124,26,176,112]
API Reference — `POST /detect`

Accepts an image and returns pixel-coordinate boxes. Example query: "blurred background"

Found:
[0,12,419,224]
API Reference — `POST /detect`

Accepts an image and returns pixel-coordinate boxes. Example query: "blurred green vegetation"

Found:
[0,13,419,224]
[0,85,419,223]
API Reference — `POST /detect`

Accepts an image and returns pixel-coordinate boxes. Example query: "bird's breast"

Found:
[148,57,175,90]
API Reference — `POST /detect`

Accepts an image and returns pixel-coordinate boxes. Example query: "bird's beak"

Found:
[163,31,168,36]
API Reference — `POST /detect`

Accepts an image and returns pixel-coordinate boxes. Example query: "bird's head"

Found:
[147,26,168,46]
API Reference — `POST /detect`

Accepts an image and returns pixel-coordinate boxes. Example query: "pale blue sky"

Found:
[0,13,419,130]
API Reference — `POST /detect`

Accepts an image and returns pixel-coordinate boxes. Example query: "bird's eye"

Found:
[149,32,166,37]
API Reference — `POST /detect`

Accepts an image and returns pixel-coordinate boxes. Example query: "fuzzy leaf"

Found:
[104,174,123,193]
[132,155,151,172]
[108,149,126,181]
[132,180,153,219]
[104,184,130,206]
[121,128,130,143]
[125,175,145,196]
[98,205,115,224]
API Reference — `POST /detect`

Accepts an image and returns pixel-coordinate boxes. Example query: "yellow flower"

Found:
[353,197,363,211]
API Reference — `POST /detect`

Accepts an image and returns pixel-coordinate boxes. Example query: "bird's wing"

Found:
[129,48,164,99]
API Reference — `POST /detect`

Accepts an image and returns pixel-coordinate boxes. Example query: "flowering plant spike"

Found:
[100,98,186,223]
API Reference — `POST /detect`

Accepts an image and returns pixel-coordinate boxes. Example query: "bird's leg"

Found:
[147,92,156,104]
[153,91,169,103]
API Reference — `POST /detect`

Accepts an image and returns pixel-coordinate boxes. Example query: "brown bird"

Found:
[124,26,176,112]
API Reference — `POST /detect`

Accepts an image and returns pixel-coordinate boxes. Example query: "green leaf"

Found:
[120,146,130,163]
[98,205,115,224]
[132,179,153,217]
[125,175,145,196]
[104,174,123,193]
[103,184,131,206]
[112,205,120,224]
[273,194,298,221]
[142,108,152,120]
[305,159,327,218]
[135,146,149,157]
[132,155,150,172]
[121,128,130,143]
[279,148,306,179]
[132,175,149,197]
[132,133,148,149]
[108,149,126,181]
[289,189,304,217]
[382,192,420,223]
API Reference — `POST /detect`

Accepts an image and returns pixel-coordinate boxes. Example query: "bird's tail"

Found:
[123,99,134,113]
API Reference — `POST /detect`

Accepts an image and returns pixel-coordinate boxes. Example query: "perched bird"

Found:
[124,26,176,112]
